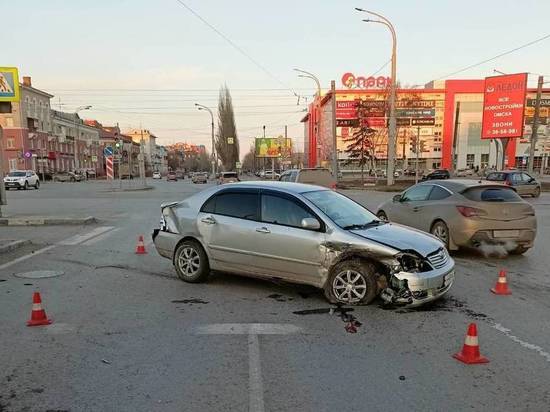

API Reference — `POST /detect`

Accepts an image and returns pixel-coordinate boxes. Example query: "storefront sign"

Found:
[365,118,385,127]
[336,100,358,119]
[481,73,527,139]
[396,109,435,118]
[411,118,436,126]
[341,73,391,89]
[395,100,435,108]
[527,98,550,107]
[336,119,359,127]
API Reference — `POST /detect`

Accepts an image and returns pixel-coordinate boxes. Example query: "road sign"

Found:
[236,162,242,169]
[0,67,20,102]
[24,151,32,159]
[91,155,98,162]
[227,137,234,144]
[104,146,113,156]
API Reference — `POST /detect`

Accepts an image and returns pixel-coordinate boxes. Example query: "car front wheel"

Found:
[35,180,40,189]
[24,181,29,190]
[324,260,378,305]
[174,240,209,283]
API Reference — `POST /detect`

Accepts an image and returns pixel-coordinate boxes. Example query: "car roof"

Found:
[418,178,505,192]
[225,181,328,194]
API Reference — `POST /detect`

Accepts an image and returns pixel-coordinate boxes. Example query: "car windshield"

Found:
[8,172,26,177]
[302,190,380,229]
[486,172,507,181]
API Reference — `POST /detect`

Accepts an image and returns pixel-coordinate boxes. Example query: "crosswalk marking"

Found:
[81,228,120,246]
[57,226,115,246]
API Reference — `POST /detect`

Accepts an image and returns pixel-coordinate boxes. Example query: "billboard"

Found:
[481,73,528,139]
[0,67,20,102]
[255,137,292,158]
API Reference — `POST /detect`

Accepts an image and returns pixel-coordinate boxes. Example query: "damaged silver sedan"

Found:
[152,182,455,307]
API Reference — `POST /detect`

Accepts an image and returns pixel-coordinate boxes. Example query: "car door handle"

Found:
[201,216,216,225]
[413,207,421,212]
[255,226,270,234]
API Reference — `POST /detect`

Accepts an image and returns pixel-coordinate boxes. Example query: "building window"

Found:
[9,158,18,171]
[0,102,12,113]
[6,138,15,149]
[466,154,475,167]
[481,153,489,168]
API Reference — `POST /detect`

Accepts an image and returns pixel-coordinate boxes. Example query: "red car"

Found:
[166,171,177,181]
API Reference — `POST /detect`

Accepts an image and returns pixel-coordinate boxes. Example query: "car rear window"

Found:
[486,172,507,181]
[462,187,522,202]
[203,192,259,220]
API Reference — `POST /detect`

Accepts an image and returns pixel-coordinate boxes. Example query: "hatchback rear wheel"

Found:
[324,260,377,305]
[174,240,209,283]
[431,220,450,249]
[533,187,540,198]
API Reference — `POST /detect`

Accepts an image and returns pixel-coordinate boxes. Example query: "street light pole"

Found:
[357,8,398,185]
[73,105,91,171]
[0,126,7,216]
[295,68,322,167]
[195,103,216,177]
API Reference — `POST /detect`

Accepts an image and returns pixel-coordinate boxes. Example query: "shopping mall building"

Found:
[301,75,550,172]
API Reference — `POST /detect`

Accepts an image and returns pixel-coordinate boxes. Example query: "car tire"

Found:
[70,178,75,182]
[430,220,450,249]
[510,246,530,255]
[35,181,40,190]
[24,181,29,190]
[377,211,388,222]
[174,240,210,283]
[533,187,540,198]
[324,260,378,305]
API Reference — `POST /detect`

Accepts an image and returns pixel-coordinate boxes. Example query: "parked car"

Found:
[376,180,536,254]
[421,169,450,180]
[3,170,40,190]
[192,172,208,184]
[218,171,239,185]
[152,181,455,307]
[485,170,541,197]
[279,168,336,189]
[455,168,475,177]
[167,171,178,181]
[52,171,81,182]
[152,172,162,179]
[175,171,185,179]
[263,170,280,180]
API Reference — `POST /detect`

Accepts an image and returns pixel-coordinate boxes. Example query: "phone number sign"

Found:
[481,73,528,139]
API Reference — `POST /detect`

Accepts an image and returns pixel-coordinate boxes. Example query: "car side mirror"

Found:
[392,194,401,202]
[301,217,321,230]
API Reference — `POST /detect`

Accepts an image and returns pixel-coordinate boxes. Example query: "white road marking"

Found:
[57,226,115,246]
[196,323,300,412]
[492,323,550,362]
[0,245,56,271]
[81,228,120,246]
[248,333,265,412]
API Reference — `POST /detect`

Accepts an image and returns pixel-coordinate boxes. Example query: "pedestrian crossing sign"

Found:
[0,67,20,102]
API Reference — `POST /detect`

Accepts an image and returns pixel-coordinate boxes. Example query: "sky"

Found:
[3,0,550,157]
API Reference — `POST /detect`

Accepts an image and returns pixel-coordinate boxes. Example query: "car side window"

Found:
[521,173,532,183]
[510,173,522,184]
[401,185,432,202]
[428,185,451,200]
[261,194,316,228]
[291,171,298,181]
[202,192,259,220]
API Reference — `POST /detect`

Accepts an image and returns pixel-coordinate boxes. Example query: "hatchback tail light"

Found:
[505,180,512,186]
[330,182,337,190]
[456,205,487,217]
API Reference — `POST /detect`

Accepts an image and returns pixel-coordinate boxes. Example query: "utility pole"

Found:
[415,126,420,184]
[0,126,7,217]
[139,128,146,186]
[528,75,544,174]
[331,80,339,180]
[451,101,461,173]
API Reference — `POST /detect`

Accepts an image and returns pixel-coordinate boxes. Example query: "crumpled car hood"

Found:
[350,223,443,257]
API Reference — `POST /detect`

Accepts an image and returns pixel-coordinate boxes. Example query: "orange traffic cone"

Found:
[135,235,147,255]
[453,323,489,364]
[27,292,52,327]
[491,270,511,295]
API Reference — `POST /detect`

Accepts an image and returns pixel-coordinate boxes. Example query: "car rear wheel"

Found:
[533,187,540,198]
[377,211,388,222]
[174,240,209,283]
[431,220,450,249]
[324,260,378,305]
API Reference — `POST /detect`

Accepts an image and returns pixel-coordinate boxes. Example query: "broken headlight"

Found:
[395,252,429,273]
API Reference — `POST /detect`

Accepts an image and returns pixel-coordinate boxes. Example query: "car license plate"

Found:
[7,183,16,186]
[494,230,520,238]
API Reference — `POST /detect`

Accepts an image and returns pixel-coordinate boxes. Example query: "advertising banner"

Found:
[481,73,528,139]
[255,137,292,158]
[336,101,358,119]
[0,67,20,102]
[411,118,436,126]
[396,109,436,118]
[336,119,359,127]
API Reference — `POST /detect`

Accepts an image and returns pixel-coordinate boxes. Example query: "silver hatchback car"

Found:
[153,182,455,307]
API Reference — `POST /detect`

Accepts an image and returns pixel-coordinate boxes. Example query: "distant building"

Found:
[124,129,158,175]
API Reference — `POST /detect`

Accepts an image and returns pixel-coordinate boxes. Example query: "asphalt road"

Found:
[1,179,550,411]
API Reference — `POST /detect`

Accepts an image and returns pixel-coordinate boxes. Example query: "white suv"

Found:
[3,170,40,190]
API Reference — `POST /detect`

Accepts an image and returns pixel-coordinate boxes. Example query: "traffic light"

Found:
[115,140,121,149]
[410,136,417,153]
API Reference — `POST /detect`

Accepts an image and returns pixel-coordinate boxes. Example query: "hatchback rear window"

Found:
[486,172,507,181]
[462,187,521,202]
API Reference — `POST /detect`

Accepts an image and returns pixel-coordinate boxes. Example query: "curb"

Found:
[0,216,97,226]
[0,239,31,254]
[101,186,154,192]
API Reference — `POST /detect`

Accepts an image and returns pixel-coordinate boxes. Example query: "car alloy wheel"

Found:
[332,270,368,304]
[431,221,449,248]
[24,181,29,190]
[533,187,540,198]
[177,246,200,277]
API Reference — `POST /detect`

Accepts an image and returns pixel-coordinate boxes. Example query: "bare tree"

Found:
[215,85,240,171]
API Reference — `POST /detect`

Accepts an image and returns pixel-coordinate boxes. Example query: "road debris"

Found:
[101,359,111,365]
[293,305,362,333]
[171,298,209,304]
